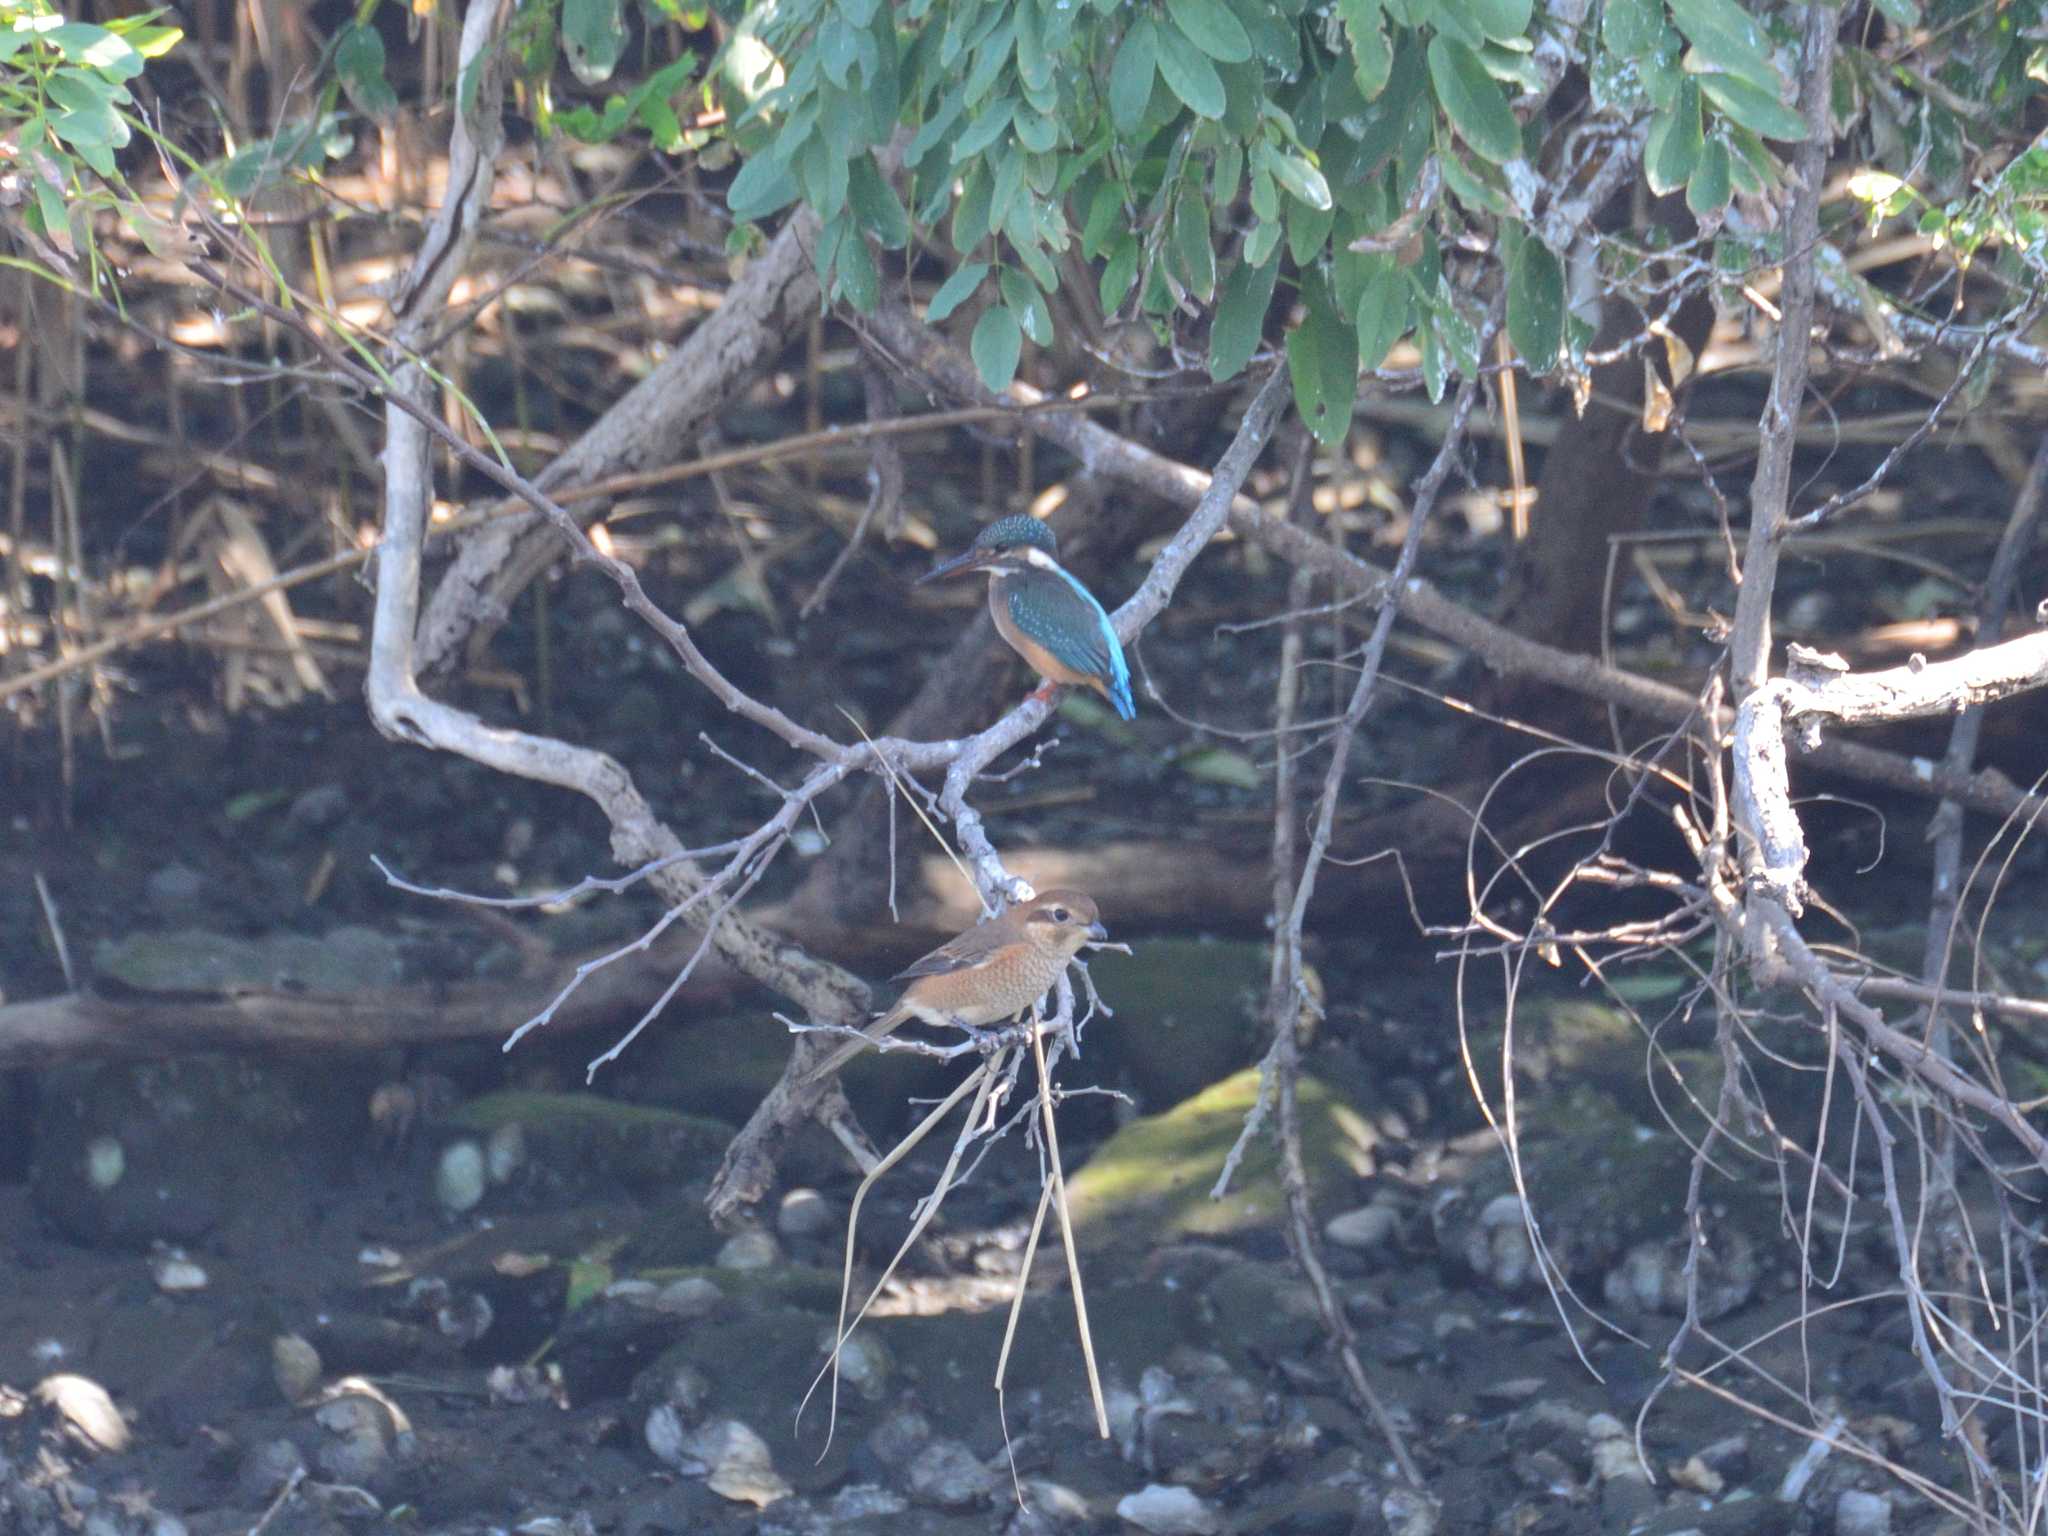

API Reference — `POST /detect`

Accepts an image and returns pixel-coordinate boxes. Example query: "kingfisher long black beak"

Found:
[916,547,999,585]
[1085,921,1109,943]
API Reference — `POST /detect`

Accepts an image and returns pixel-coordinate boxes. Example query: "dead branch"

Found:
[412,209,825,672]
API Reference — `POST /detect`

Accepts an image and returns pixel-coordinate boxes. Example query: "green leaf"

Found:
[971,304,1025,391]
[927,261,990,322]
[1000,268,1055,345]
[1601,0,1664,58]
[1110,17,1160,133]
[952,159,994,249]
[1338,0,1393,98]
[1455,0,1533,43]
[1210,250,1280,381]
[335,22,399,117]
[1507,235,1562,371]
[1666,0,1781,94]
[1170,191,1217,302]
[1250,162,1278,221]
[1420,315,1446,401]
[727,152,800,220]
[1354,259,1410,371]
[848,154,911,247]
[1285,193,1335,267]
[1262,142,1332,210]
[837,230,879,311]
[1697,71,1808,141]
[1645,77,1702,194]
[1155,22,1227,118]
[798,132,850,218]
[1165,0,1252,63]
[562,0,626,84]
[1244,217,1283,269]
[1687,134,1732,216]
[1079,178,1121,257]
[1286,277,1359,448]
[1100,235,1140,312]
[1870,0,1920,24]
[45,22,143,78]
[953,98,1017,161]
[905,87,966,167]
[1439,150,1508,214]
[1427,36,1521,163]
[1016,110,1059,153]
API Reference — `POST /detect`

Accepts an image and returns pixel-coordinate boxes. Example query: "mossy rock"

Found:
[1061,1068,1377,1254]
[448,1090,734,1197]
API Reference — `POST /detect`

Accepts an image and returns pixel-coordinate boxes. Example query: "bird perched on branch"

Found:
[918,516,1136,720]
[805,889,1108,1082]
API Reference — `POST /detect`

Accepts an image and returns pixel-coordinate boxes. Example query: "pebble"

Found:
[286,784,349,831]
[149,1246,208,1293]
[1116,1483,1221,1535]
[829,1484,909,1519]
[832,1329,891,1399]
[1466,1194,1539,1292]
[776,1187,835,1240]
[1324,1204,1399,1252]
[235,1438,306,1503]
[1380,1487,1441,1536]
[435,1141,487,1215]
[33,1375,130,1455]
[485,1123,526,1184]
[271,1334,322,1404]
[1835,1490,1891,1536]
[682,1419,792,1507]
[652,1277,723,1318]
[905,1437,998,1507]
[146,864,206,908]
[644,1404,688,1469]
[715,1229,780,1271]
[312,1394,396,1485]
[84,1137,125,1191]
[1020,1480,1091,1526]
[866,1405,933,1466]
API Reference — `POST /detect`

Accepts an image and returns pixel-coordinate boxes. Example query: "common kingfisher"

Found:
[918,516,1137,720]
[806,890,1107,1081]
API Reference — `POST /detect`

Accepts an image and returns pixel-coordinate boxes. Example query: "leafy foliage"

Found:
[0,0,181,280]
